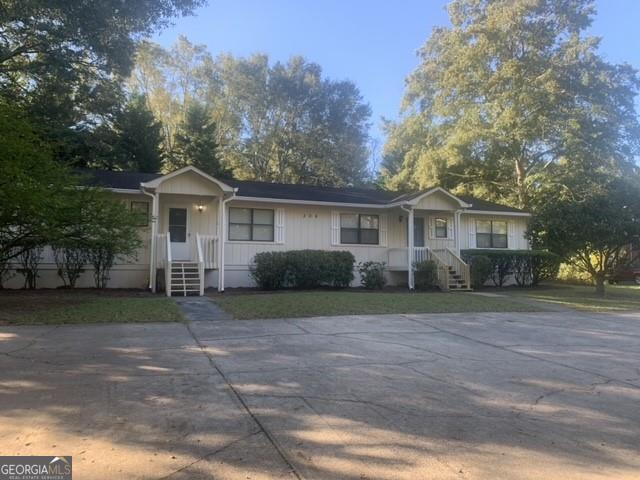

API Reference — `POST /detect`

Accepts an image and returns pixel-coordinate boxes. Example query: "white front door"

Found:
[168,207,190,260]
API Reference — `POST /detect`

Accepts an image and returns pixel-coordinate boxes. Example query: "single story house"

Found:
[6,166,531,294]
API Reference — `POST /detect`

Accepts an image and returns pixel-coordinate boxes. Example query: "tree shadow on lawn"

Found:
[0,314,639,479]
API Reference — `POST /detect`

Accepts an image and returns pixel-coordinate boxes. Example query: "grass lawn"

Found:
[500,283,640,312]
[0,290,183,325]
[213,290,542,320]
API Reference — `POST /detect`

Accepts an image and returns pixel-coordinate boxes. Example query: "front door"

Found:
[168,207,190,260]
[414,217,425,247]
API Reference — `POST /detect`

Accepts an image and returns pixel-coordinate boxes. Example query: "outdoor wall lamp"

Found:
[197,204,204,213]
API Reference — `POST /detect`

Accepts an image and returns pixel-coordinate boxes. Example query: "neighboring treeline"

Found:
[381,0,640,294]
[0,0,208,287]
[129,38,372,185]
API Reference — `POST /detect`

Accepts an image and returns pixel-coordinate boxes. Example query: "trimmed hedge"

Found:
[250,250,355,290]
[461,250,560,287]
[357,261,386,289]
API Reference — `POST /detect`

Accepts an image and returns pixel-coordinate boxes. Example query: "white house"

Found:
[6,166,531,294]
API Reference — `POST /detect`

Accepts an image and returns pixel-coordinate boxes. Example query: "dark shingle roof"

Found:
[458,195,527,213]
[76,169,161,190]
[76,169,526,213]
[224,178,397,205]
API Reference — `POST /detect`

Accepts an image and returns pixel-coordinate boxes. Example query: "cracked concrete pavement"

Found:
[1,310,640,479]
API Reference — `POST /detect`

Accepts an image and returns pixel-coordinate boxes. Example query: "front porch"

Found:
[387,247,471,291]
[140,167,235,296]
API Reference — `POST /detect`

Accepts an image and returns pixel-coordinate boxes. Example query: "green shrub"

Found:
[461,250,560,287]
[251,250,355,290]
[531,251,561,285]
[326,251,356,288]
[250,252,289,290]
[357,261,386,289]
[468,255,492,289]
[414,260,438,290]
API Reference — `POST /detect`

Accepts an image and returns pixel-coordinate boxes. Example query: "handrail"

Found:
[445,247,471,289]
[413,246,449,291]
[196,233,205,295]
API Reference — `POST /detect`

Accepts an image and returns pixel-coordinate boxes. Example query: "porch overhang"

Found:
[140,165,236,194]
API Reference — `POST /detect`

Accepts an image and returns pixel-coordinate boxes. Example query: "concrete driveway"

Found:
[1,310,639,479]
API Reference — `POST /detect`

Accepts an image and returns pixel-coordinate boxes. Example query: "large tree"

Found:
[0,0,205,162]
[529,174,640,295]
[112,94,164,173]
[130,40,372,185]
[382,0,640,208]
[172,102,229,177]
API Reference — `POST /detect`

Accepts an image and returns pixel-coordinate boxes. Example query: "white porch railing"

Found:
[434,248,471,291]
[196,234,205,296]
[387,246,468,291]
[156,233,168,268]
[197,234,218,269]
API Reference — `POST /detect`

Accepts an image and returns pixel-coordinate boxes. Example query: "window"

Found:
[340,214,379,245]
[229,208,274,241]
[435,217,448,238]
[476,220,508,248]
[131,201,149,226]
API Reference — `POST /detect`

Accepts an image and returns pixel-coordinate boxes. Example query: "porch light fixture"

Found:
[197,204,204,213]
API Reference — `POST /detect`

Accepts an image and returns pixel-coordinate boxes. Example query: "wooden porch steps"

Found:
[447,266,472,291]
[169,261,202,296]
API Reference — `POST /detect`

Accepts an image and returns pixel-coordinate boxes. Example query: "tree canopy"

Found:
[382,0,640,208]
[129,38,372,185]
[529,173,640,294]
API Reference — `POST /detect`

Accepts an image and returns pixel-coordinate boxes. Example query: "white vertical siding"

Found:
[459,214,530,250]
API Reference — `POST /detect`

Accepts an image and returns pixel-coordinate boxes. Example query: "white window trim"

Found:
[228,207,276,243]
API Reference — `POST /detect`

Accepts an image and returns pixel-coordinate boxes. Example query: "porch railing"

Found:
[197,234,218,269]
[386,246,452,291]
[434,248,471,290]
[156,233,168,268]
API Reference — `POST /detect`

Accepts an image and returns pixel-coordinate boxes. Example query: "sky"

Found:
[154,0,640,155]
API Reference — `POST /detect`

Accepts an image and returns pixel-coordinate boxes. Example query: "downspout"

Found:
[401,204,414,290]
[141,186,157,292]
[218,188,237,292]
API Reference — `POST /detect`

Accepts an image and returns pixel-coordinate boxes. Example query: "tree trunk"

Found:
[594,274,606,297]
[515,158,528,209]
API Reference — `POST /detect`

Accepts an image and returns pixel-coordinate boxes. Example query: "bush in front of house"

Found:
[462,250,560,287]
[414,260,438,290]
[251,250,355,290]
[250,252,289,290]
[357,261,386,289]
[468,255,492,289]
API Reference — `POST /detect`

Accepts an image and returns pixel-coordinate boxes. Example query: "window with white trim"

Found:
[229,208,274,241]
[476,220,507,248]
[340,214,379,245]
[435,217,448,238]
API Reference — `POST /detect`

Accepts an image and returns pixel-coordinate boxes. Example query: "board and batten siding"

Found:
[223,202,407,286]
[459,214,530,250]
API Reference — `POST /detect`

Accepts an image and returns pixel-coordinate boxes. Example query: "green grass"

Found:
[214,290,542,319]
[500,283,640,312]
[0,292,183,325]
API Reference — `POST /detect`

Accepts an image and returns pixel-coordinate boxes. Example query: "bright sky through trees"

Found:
[153,0,640,160]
